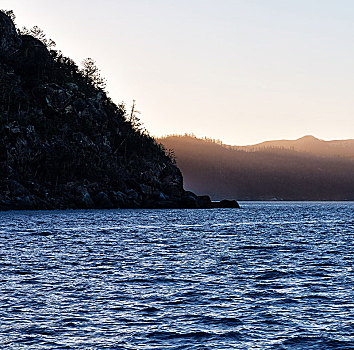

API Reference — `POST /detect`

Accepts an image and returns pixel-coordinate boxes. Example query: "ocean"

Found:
[0,202,353,349]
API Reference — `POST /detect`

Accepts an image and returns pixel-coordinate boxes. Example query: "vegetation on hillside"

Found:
[0,9,185,209]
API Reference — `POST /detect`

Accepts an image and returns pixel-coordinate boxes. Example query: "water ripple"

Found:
[0,202,353,349]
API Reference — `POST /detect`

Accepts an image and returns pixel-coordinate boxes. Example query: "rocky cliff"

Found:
[0,11,238,210]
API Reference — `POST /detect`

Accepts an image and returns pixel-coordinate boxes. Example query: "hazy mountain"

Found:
[234,135,354,159]
[159,135,354,201]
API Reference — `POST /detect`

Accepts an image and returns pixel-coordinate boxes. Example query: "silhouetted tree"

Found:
[129,100,142,132]
[81,58,106,90]
[20,26,56,49]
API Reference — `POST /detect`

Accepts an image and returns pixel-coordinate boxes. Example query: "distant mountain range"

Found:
[234,135,354,159]
[158,135,354,201]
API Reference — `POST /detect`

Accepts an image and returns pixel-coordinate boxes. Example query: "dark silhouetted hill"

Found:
[159,135,354,200]
[0,10,239,210]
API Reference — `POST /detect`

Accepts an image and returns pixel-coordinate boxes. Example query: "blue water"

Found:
[0,202,353,349]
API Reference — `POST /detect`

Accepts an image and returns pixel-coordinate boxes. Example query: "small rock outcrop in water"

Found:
[0,11,239,210]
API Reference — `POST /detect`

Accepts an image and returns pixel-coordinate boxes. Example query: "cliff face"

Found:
[0,11,193,210]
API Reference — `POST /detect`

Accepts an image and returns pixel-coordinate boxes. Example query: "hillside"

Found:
[159,135,354,200]
[0,11,238,210]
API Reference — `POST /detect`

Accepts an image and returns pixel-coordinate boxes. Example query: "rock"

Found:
[151,190,166,201]
[155,200,179,209]
[160,182,184,197]
[139,184,152,197]
[196,195,212,208]
[6,180,30,197]
[75,187,94,208]
[184,191,197,198]
[72,98,87,113]
[5,122,21,134]
[180,194,197,208]
[126,198,141,209]
[110,191,127,207]
[213,200,240,208]
[66,82,79,91]
[14,195,34,210]
[31,196,52,210]
[92,191,113,209]
[126,189,139,201]
[126,179,140,192]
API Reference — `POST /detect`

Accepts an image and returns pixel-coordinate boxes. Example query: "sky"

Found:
[2,0,354,145]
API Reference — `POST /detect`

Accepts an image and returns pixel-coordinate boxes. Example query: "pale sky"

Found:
[2,0,354,145]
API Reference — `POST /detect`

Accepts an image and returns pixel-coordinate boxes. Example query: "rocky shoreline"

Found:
[0,180,239,210]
